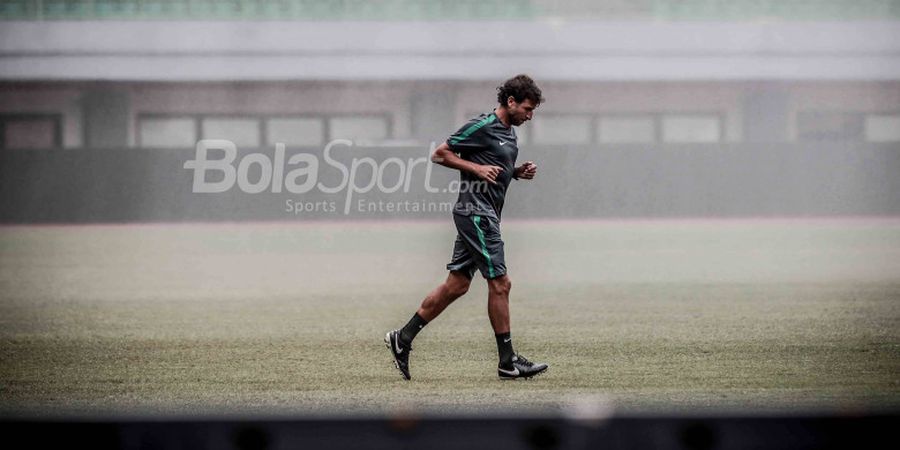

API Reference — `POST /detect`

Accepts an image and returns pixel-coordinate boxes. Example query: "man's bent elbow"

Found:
[431,145,452,164]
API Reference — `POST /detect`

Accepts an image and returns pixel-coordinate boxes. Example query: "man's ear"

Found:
[506,96,516,108]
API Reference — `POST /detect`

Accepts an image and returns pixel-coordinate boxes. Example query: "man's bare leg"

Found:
[416,270,472,322]
[485,274,548,379]
[386,271,472,380]
[398,270,472,347]
[487,274,512,334]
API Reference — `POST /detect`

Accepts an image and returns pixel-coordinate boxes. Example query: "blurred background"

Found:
[1,2,899,448]
[1,0,898,221]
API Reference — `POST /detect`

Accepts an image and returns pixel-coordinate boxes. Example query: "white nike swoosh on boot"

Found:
[498,367,520,376]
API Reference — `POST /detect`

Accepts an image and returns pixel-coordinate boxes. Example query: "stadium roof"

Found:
[1,20,899,81]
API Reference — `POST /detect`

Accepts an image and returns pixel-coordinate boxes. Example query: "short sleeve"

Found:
[446,115,494,156]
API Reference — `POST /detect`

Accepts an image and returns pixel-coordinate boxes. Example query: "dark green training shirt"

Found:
[445,112,519,221]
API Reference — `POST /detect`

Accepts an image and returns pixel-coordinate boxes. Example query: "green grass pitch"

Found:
[1,219,898,416]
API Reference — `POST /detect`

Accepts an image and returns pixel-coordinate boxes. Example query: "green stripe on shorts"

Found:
[472,216,495,278]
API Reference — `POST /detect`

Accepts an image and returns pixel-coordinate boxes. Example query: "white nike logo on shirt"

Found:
[499,140,507,146]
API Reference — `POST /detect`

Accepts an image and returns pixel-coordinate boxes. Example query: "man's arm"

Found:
[431,142,504,185]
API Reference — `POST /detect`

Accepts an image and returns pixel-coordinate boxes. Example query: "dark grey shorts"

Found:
[446,213,507,280]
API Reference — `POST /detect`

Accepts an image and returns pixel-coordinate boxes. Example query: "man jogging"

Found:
[386,74,548,380]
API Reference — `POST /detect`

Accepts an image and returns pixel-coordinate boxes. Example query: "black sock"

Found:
[496,332,515,367]
[399,313,428,345]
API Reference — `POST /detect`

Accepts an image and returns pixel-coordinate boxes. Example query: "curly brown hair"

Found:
[496,74,545,107]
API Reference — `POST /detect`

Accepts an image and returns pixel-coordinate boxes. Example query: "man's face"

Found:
[506,97,537,126]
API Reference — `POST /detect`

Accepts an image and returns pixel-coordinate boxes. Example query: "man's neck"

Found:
[493,106,511,127]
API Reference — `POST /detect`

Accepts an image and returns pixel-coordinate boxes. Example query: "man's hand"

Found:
[432,143,503,184]
[432,142,513,185]
[514,161,537,180]
[474,164,504,185]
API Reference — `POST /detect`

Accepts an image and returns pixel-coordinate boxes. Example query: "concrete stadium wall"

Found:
[2,143,898,223]
[4,81,900,150]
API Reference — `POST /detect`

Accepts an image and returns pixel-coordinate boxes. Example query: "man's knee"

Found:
[488,275,511,296]
[446,271,471,298]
